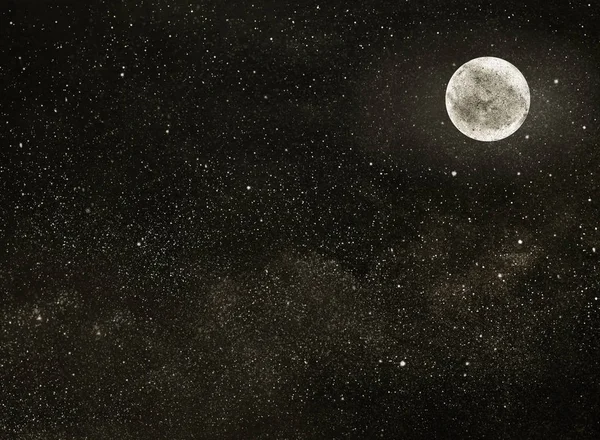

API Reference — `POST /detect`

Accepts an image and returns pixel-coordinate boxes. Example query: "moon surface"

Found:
[445,57,530,142]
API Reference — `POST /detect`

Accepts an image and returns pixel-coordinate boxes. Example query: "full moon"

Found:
[445,57,530,142]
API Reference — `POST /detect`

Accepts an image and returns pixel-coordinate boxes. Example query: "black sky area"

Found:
[1,1,600,439]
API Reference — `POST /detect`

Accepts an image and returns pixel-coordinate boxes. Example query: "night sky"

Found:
[2,1,600,438]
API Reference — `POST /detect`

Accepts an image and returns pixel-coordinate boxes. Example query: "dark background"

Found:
[1,0,600,438]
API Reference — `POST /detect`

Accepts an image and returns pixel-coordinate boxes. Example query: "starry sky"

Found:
[2,0,600,438]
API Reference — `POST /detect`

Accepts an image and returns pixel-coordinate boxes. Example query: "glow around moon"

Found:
[445,57,530,142]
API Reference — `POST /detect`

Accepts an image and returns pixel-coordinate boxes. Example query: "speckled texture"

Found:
[446,57,530,141]
[2,1,600,439]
